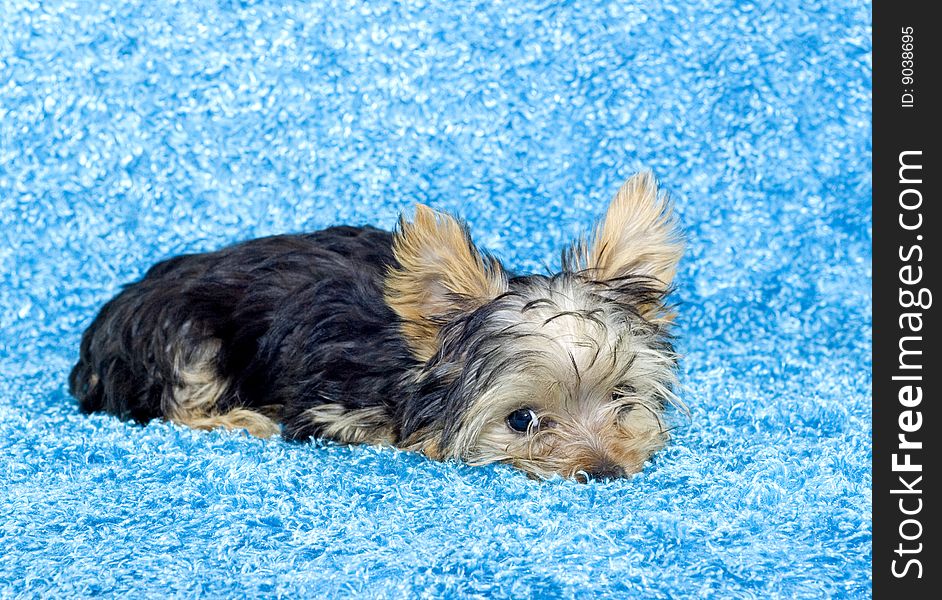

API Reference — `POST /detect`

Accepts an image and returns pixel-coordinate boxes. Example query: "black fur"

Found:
[69,226,421,441]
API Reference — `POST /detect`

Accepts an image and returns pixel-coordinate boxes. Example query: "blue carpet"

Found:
[1,0,871,597]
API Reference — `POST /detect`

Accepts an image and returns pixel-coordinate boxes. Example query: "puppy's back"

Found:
[69,226,399,434]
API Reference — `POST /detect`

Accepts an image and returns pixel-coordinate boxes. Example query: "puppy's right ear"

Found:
[567,171,684,288]
[385,205,508,362]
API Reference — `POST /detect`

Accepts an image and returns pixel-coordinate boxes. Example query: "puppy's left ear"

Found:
[386,205,508,362]
[570,171,684,288]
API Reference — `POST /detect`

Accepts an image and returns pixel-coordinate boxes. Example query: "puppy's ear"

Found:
[569,171,684,288]
[386,205,508,361]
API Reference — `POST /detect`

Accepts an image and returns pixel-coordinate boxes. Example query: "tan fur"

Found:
[165,339,280,438]
[177,409,281,438]
[167,340,227,416]
[385,204,508,362]
[298,404,395,444]
[576,171,684,289]
[397,431,444,460]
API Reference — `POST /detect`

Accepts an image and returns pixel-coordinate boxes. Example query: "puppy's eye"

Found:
[506,408,538,433]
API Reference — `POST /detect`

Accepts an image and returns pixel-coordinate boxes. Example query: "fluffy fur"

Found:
[70,172,684,481]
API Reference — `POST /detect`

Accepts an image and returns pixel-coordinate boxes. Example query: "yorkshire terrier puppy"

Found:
[70,172,684,481]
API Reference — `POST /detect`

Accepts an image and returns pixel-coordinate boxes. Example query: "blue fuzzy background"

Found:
[1,0,871,597]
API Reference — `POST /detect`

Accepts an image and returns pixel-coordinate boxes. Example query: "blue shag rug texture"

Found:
[1,0,871,597]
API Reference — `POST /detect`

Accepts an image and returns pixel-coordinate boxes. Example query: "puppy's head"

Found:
[386,172,684,481]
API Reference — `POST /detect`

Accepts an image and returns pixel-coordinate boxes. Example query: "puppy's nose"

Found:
[579,460,627,482]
